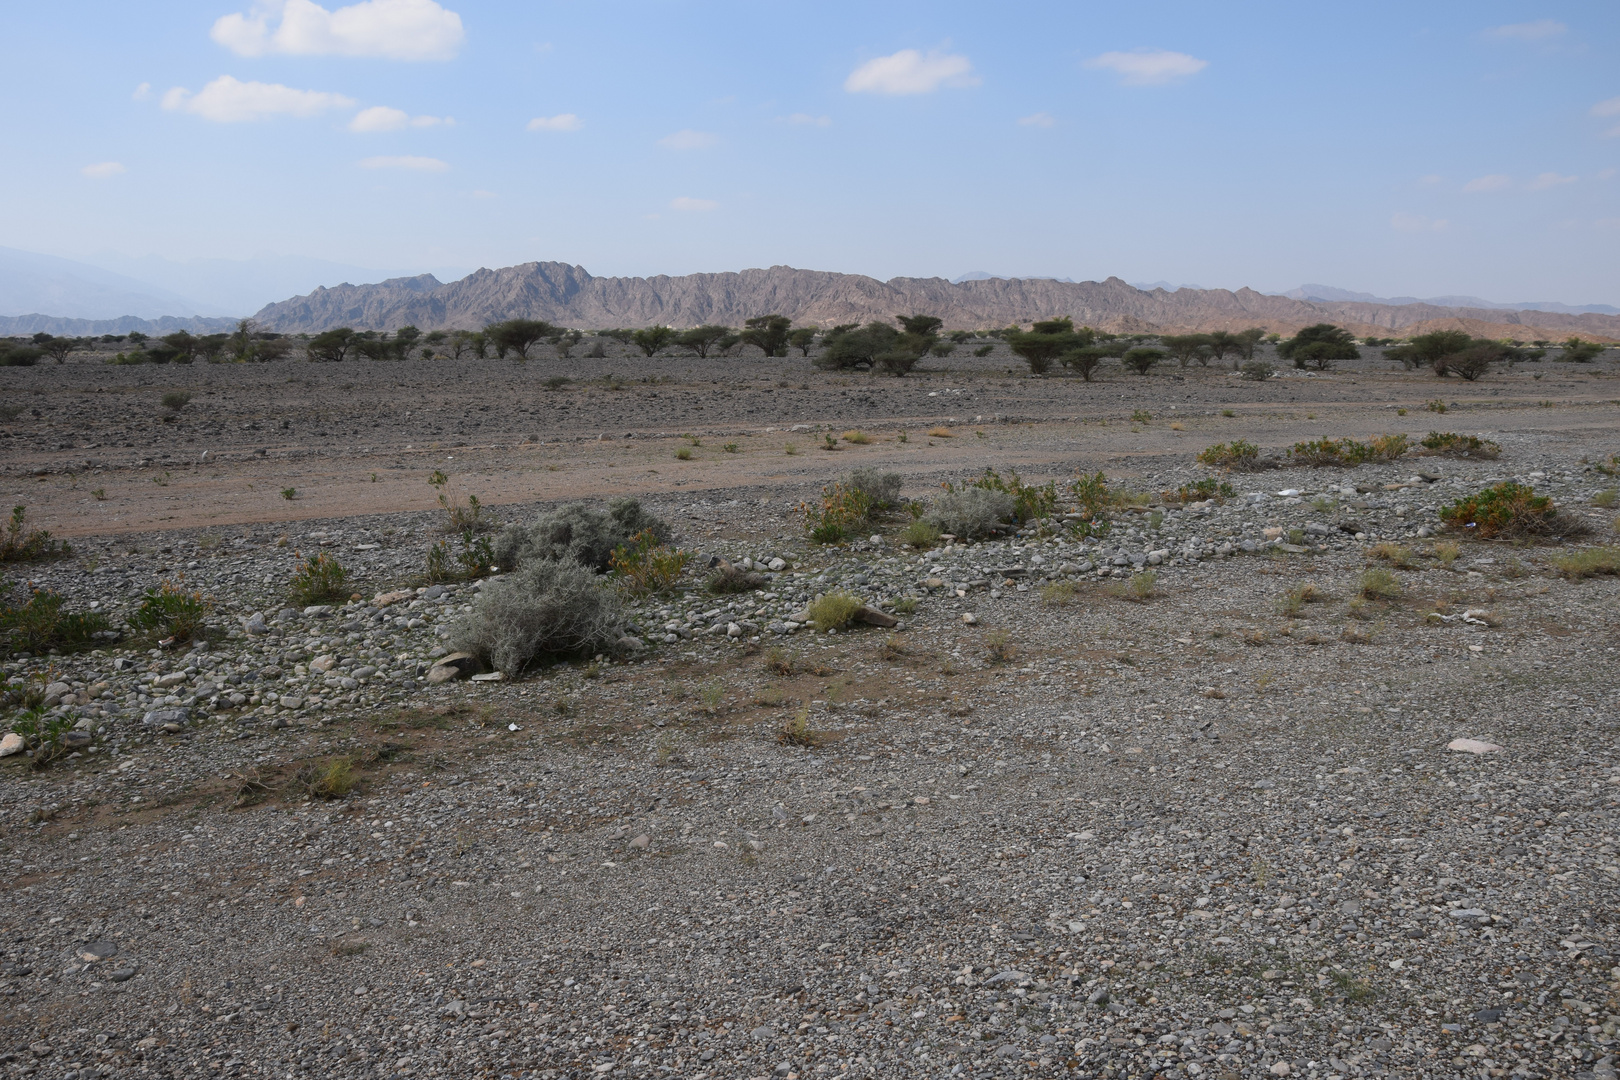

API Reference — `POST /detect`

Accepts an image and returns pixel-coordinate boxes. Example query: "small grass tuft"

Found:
[1592,488,1618,509]
[1196,440,1263,471]
[289,552,349,605]
[298,756,357,800]
[984,630,1016,663]
[1105,569,1157,602]
[1359,567,1402,600]
[1041,580,1079,606]
[842,430,871,444]
[778,703,823,747]
[1367,542,1415,569]
[900,519,941,549]
[927,426,954,438]
[807,591,863,631]
[0,506,71,563]
[1552,546,1620,579]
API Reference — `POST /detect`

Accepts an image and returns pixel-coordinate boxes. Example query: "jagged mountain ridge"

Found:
[251,262,1620,341]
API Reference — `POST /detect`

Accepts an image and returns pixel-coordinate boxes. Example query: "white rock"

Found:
[0,732,24,757]
[1447,738,1504,754]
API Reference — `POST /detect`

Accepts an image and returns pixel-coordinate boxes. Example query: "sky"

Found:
[2,0,1618,305]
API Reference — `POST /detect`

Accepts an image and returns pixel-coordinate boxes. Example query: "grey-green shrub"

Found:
[925,488,1017,540]
[846,468,902,510]
[452,561,627,672]
[492,498,670,572]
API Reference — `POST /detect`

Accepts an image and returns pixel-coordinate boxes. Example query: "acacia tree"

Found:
[1008,316,1093,375]
[788,327,817,356]
[1061,346,1108,382]
[32,334,83,364]
[630,325,677,356]
[161,331,201,364]
[306,327,358,362]
[817,322,898,370]
[740,314,792,357]
[1235,328,1266,362]
[196,334,229,364]
[1122,346,1164,375]
[1162,333,1214,368]
[1277,324,1359,369]
[676,325,731,358]
[487,319,556,360]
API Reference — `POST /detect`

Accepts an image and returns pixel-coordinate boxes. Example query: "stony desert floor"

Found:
[1,344,1619,1080]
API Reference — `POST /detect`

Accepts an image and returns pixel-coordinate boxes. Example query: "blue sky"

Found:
[3,0,1618,304]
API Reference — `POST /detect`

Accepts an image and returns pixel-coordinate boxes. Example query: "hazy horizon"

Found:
[2,0,1617,307]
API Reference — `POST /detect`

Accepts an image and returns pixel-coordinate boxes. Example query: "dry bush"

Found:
[1418,432,1500,459]
[1359,568,1402,600]
[1196,440,1264,471]
[778,704,823,747]
[493,499,670,572]
[452,561,627,672]
[707,562,768,594]
[846,467,902,510]
[925,488,1017,540]
[1367,542,1415,569]
[298,757,357,800]
[927,426,954,438]
[1104,570,1157,602]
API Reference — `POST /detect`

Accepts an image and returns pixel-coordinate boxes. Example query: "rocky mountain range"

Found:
[251,262,1620,342]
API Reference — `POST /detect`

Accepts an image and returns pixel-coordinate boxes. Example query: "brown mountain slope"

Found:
[252,262,1620,341]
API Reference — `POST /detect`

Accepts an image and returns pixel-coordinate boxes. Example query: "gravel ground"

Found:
[3,351,1620,1080]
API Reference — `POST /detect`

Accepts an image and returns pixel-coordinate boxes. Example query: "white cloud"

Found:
[1485,19,1566,40]
[670,196,717,212]
[1391,212,1448,233]
[1418,173,1444,186]
[1017,112,1055,127]
[81,161,126,179]
[132,82,151,100]
[844,49,979,95]
[1528,172,1577,190]
[359,154,448,171]
[1462,173,1512,193]
[1600,168,1617,180]
[211,0,464,61]
[161,75,354,122]
[526,113,583,132]
[349,105,448,131]
[776,113,831,127]
[1084,48,1207,86]
[658,129,718,150]
[1593,97,1620,117]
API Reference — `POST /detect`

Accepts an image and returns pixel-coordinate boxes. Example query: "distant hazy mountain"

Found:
[87,252,469,319]
[0,313,238,337]
[954,271,1077,285]
[1129,280,1208,293]
[0,247,206,320]
[251,261,1620,342]
[1279,283,1618,317]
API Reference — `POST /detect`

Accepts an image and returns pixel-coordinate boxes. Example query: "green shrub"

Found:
[426,532,497,584]
[1166,478,1236,504]
[0,506,71,563]
[298,756,357,800]
[290,552,349,604]
[1289,435,1408,467]
[452,560,627,672]
[1278,324,1359,368]
[0,588,112,656]
[900,519,942,549]
[609,530,690,595]
[127,581,210,642]
[493,499,671,572]
[802,482,873,544]
[1240,360,1275,381]
[807,591,863,631]
[1439,482,1565,540]
[1418,432,1501,459]
[1121,347,1164,374]
[161,391,192,412]
[1196,440,1262,471]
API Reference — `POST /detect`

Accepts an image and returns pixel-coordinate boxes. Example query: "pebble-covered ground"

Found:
[2,349,1619,1080]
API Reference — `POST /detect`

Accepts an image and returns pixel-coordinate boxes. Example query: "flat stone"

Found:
[854,606,899,628]
[142,707,190,728]
[0,732,24,757]
[427,653,479,684]
[1447,738,1504,755]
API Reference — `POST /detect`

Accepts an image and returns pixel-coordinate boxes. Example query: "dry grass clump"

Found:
[1041,580,1079,605]
[706,561,768,594]
[1275,582,1327,617]
[901,519,942,549]
[1289,435,1409,467]
[778,703,824,747]
[841,430,871,445]
[807,591,864,632]
[984,630,1017,663]
[1104,570,1157,602]
[927,426,954,438]
[1417,432,1501,459]
[1358,567,1402,600]
[1552,547,1620,579]
[1439,482,1575,540]
[1591,488,1617,509]
[452,561,627,673]
[494,498,670,572]
[298,756,357,800]
[1367,542,1415,569]
[609,531,690,595]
